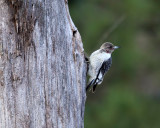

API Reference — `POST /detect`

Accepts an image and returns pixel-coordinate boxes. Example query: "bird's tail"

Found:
[86,78,101,92]
[86,79,95,91]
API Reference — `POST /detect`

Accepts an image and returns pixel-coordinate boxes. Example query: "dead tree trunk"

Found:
[0,0,86,128]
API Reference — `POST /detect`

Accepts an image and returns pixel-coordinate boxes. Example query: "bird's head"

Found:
[100,42,120,54]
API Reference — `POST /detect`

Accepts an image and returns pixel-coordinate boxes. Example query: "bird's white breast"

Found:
[88,49,111,79]
[90,50,111,66]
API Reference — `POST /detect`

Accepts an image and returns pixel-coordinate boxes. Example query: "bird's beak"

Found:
[113,46,120,49]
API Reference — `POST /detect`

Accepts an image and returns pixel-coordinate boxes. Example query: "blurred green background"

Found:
[70,0,160,128]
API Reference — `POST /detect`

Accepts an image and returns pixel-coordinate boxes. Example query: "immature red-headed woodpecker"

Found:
[86,42,119,92]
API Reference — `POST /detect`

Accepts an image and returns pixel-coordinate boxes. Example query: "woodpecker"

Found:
[86,42,119,92]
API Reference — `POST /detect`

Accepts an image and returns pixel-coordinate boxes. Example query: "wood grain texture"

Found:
[0,0,86,128]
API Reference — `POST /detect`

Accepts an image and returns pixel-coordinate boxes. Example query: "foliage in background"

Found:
[70,0,160,128]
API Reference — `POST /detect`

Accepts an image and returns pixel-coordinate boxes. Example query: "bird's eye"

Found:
[108,46,112,49]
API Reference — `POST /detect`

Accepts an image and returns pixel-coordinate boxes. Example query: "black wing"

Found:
[86,57,112,92]
[100,57,112,76]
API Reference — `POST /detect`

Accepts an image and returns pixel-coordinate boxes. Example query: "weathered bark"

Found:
[0,0,86,128]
